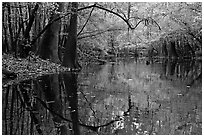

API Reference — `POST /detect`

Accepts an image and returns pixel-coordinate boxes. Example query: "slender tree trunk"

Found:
[24,3,39,40]
[14,3,18,57]
[62,2,81,69]
[7,3,14,54]
[20,3,39,58]
[127,2,131,42]
[19,3,25,36]
[162,40,168,57]
[33,9,40,53]
[167,41,178,58]
[185,40,195,57]
[2,5,9,53]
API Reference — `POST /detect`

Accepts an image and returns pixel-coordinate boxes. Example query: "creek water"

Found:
[2,57,202,135]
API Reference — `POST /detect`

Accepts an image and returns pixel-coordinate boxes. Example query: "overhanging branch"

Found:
[77,6,95,36]
[78,28,123,39]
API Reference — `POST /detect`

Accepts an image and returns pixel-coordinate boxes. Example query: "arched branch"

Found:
[133,18,146,29]
[93,4,133,29]
[83,4,161,31]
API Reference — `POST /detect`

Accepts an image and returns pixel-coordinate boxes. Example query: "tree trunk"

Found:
[127,2,131,42]
[62,2,81,70]
[185,42,195,57]
[33,8,40,53]
[2,5,9,53]
[38,2,63,63]
[24,3,39,40]
[19,3,39,58]
[7,3,14,54]
[162,40,168,57]
[168,41,178,58]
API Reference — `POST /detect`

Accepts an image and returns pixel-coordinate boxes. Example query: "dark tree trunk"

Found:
[20,3,39,58]
[127,2,131,42]
[24,3,39,40]
[62,2,81,70]
[38,3,63,63]
[161,59,168,79]
[162,40,168,57]
[2,5,9,53]
[18,3,25,36]
[7,3,14,54]
[185,42,195,57]
[168,59,177,75]
[168,41,178,58]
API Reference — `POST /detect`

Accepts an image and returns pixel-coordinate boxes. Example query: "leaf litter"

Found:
[2,54,70,87]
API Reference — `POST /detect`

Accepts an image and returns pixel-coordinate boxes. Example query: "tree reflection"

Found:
[39,74,68,134]
[63,72,80,134]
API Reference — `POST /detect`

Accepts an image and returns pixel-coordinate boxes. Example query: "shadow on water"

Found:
[2,58,202,135]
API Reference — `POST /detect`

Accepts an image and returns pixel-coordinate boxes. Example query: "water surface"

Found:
[2,58,202,135]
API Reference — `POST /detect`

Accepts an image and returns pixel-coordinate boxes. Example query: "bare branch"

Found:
[150,18,162,30]
[78,28,123,39]
[77,7,95,36]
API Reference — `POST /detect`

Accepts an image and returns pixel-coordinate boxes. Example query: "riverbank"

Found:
[2,54,70,86]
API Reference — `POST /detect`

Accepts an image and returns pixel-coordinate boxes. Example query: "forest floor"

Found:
[2,54,70,87]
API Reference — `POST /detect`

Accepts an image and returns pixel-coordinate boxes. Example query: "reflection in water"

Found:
[39,74,67,134]
[2,58,202,135]
[63,72,79,134]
